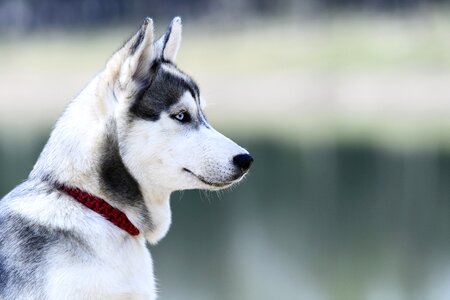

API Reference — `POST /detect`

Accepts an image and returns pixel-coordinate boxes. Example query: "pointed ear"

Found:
[154,17,182,63]
[104,17,154,94]
[118,17,154,86]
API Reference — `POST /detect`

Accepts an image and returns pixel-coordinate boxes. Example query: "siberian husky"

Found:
[0,17,253,299]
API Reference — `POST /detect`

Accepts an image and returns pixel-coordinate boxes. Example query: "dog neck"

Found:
[29,76,172,244]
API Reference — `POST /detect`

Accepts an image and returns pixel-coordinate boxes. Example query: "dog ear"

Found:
[104,17,154,94]
[118,17,154,86]
[154,17,182,63]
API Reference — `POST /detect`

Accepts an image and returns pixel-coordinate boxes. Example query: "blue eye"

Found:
[175,112,185,121]
[172,111,191,123]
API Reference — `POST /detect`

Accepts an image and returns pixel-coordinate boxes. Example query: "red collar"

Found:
[59,185,140,236]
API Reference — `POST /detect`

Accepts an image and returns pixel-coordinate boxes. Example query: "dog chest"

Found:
[46,235,156,299]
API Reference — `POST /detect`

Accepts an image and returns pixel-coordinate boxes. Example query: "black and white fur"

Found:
[0,17,253,299]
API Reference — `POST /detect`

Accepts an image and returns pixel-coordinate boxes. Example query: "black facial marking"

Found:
[129,62,201,123]
[190,82,200,100]
[197,110,210,128]
[99,121,144,207]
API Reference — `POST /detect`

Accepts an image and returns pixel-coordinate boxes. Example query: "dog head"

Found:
[99,17,253,193]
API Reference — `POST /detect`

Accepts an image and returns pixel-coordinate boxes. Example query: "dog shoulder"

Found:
[0,181,85,298]
[0,180,155,299]
[0,195,87,298]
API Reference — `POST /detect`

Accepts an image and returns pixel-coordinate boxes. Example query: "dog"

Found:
[0,17,253,299]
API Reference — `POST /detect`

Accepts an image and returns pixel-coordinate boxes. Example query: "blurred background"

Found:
[1,0,450,299]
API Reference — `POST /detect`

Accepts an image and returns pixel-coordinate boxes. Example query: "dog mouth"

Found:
[182,168,236,188]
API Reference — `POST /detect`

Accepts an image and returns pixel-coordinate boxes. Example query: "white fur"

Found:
[154,17,182,62]
[4,187,156,299]
[3,17,250,299]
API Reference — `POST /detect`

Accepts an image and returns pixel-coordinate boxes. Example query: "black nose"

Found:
[233,154,254,171]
